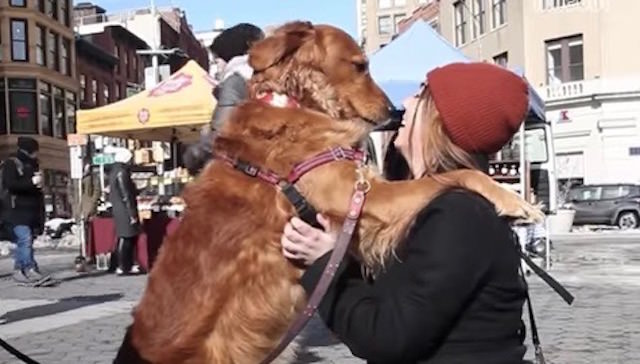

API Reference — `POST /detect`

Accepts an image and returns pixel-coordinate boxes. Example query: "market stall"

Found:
[75,60,216,269]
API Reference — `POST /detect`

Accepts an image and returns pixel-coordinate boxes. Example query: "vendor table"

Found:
[88,212,180,272]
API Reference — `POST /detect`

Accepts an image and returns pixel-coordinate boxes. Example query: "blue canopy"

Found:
[369,21,545,122]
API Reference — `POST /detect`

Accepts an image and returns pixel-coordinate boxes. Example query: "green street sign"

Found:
[92,153,115,165]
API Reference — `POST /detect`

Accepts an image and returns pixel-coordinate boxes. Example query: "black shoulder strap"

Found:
[512,229,574,364]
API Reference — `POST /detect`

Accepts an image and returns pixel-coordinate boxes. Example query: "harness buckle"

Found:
[235,160,259,177]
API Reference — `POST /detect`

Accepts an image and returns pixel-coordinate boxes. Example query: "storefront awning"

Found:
[76,60,217,142]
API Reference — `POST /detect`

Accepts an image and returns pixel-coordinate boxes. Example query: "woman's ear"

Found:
[248,21,315,72]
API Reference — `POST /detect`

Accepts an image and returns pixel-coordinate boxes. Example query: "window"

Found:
[38,0,45,12]
[394,13,406,33]
[61,38,71,75]
[630,147,640,156]
[103,83,110,104]
[114,81,121,100]
[492,0,507,28]
[568,186,601,202]
[494,52,508,67]
[8,79,38,134]
[124,50,129,78]
[543,0,581,9]
[11,20,28,62]
[91,79,97,105]
[114,46,120,73]
[472,0,485,38]
[40,82,52,136]
[601,186,628,200]
[80,74,86,102]
[53,87,65,138]
[0,80,6,134]
[378,0,392,9]
[36,25,47,66]
[10,0,26,7]
[546,35,584,84]
[48,32,59,71]
[454,1,467,46]
[66,91,76,134]
[60,0,69,26]
[378,16,393,35]
[395,0,407,6]
[46,0,58,19]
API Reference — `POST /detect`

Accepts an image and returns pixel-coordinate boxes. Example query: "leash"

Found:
[213,146,369,363]
[0,337,40,364]
[259,167,370,364]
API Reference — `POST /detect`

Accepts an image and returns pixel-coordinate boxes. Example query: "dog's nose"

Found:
[373,107,405,132]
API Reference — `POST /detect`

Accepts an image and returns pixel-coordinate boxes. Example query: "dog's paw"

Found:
[493,192,545,224]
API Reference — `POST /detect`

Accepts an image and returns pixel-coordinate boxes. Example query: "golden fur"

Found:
[126,21,542,363]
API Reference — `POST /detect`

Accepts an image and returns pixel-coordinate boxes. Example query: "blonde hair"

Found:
[415,87,478,176]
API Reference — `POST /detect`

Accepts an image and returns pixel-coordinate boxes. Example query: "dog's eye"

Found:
[353,62,368,73]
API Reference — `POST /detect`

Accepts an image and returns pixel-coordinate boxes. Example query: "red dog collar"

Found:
[256,91,300,108]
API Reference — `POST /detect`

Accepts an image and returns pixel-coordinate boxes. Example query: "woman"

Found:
[281,63,531,363]
[108,147,141,276]
[183,23,265,175]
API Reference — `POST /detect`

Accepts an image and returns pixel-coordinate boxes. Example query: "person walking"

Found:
[3,137,48,284]
[108,148,141,276]
[281,63,533,363]
[183,22,265,175]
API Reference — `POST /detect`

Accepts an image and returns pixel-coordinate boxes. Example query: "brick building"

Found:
[397,0,440,34]
[0,0,79,217]
[75,23,149,109]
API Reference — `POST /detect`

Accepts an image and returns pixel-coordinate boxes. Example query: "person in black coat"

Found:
[3,137,47,284]
[108,147,141,275]
[182,23,265,175]
[281,63,532,363]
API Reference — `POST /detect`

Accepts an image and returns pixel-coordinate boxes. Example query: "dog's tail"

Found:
[113,325,151,364]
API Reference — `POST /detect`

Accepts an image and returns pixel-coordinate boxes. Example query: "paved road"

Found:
[1,235,639,364]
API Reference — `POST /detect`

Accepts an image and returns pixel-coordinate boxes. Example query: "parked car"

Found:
[566,184,640,229]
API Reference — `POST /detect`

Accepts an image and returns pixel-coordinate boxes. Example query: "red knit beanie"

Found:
[426,62,529,154]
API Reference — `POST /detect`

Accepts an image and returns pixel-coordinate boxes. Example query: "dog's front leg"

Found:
[301,165,542,268]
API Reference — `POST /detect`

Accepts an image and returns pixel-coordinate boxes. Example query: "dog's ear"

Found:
[249,21,315,72]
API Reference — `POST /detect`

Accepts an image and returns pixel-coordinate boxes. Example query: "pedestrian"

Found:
[281,63,532,363]
[3,137,48,284]
[108,147,141,276]
[183,22,265,175]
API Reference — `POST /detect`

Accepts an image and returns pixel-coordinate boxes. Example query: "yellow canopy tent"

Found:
[77,60,217,142]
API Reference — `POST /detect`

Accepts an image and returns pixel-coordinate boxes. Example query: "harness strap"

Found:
[213,147,366,229]
[259,188,367,364]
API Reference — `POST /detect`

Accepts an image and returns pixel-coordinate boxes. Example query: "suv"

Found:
[567,184,640,229]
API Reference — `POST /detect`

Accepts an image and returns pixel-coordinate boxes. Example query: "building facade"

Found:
[438,0,640,187]
[357,0,437,53]
[194,19,225,77]
[0,0,79,217]
[74,3,209,81]
[397,0,440,34]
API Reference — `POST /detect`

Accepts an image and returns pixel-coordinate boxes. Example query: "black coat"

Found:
[108,163,140,238]
[301,191,528,364]
[2,152,45,232]
[182,73,247,175]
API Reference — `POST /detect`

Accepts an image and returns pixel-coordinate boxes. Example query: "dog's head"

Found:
[248,21,394,128]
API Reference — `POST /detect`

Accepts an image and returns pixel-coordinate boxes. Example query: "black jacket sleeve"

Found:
[4,159,37,194]
[300,191,502,363]
[116,170,137,223]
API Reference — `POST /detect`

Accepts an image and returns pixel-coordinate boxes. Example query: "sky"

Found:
[81,0,358,36]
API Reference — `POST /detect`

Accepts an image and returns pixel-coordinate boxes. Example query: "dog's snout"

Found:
[372,107,405,132]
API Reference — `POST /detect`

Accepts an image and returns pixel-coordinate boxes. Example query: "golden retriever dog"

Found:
[115,21,542,364]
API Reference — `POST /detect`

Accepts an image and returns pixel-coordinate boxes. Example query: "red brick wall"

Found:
[397,1,440,35]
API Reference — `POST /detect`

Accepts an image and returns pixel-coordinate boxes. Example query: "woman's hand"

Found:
[281,214,337,266]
